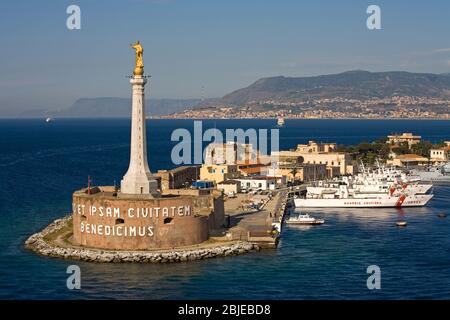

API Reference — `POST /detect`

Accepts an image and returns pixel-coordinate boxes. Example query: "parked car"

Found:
[227,191,237,198]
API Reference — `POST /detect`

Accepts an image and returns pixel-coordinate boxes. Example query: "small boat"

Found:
[438,212,447,218]
[286,213,324,225]
[45,117,54,123]
[396,221,407,227]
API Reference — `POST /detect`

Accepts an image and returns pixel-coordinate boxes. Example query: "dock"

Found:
[222,187,300,249]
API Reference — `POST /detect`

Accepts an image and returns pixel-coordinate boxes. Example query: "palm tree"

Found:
[290,166,299,182]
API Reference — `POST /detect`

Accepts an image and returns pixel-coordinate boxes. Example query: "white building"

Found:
[217,180,241,195]
[430,147,449,165]
[235,176,277,191]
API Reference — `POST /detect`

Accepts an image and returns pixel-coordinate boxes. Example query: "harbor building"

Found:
[272,141,354,177]
[204,142,257,165]
[156,166,200,191]
[236,160,271,176]
[387,153,429,167]
[217,180,241,195]
[430,147,450,165]
[387,133,421,148]
[200,163,241,184]
[296,141,337,153]
[235,176,278,191]
[265,163,328,183]
[71,43,224,251]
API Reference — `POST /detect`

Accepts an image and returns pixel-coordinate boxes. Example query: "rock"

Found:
[25,216,261,264]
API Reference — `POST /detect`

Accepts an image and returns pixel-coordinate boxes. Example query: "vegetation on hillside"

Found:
[338,137,443,165]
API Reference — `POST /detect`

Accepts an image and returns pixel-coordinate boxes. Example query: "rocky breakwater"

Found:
[25,216,260,263]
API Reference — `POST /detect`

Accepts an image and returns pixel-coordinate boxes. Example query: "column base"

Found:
[120,176,160,198]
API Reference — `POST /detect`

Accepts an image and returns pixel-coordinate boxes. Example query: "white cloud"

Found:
[432,48,450,54]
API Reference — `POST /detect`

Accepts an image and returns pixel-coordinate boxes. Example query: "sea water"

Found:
[0,118,449,299]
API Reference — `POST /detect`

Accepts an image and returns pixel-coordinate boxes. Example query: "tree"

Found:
[411,141,433,158]
[290,166,299,181]
[391,141,410,156]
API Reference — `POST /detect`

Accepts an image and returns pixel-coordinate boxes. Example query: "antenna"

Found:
[87,175,92,195]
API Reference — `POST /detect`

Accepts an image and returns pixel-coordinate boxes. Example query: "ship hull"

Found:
[294,194,433,208]
[307,184,432,196]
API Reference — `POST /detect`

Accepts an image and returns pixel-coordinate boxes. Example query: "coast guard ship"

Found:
[294,166,433,208]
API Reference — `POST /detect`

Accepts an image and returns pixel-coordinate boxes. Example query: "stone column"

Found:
[120,75,159,196]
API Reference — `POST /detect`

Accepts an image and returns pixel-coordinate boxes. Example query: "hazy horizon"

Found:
[1,0,450,116]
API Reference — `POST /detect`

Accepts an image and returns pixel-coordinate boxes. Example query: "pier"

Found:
[221,188,296,248]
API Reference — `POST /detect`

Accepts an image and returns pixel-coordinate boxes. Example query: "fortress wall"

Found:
[72,191,209,250]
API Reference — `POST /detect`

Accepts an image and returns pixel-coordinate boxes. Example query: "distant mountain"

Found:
[215,70,450,105]
[20,98,202,118]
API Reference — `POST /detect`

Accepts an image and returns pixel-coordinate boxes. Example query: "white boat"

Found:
[295,160,434,208]
[294,185,433,208]
[286,213,324,225]
[45,117,54,123]
[277,117,285,126]
[309,174,432,197]
[308,182,432,197]
[294,194,433,208]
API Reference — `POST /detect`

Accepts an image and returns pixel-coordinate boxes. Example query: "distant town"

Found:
[154,96,450,120]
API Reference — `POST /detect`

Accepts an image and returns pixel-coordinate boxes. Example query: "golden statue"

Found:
[131,41,144,76]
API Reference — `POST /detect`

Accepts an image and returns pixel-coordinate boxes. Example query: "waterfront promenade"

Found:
[223,190,289,248]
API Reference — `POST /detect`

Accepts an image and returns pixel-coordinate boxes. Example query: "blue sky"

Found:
[1,0,450,115]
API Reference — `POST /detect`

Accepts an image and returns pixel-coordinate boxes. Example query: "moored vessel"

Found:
[294,185,433,208]
[410,163,450,182]
[286,213,324,225]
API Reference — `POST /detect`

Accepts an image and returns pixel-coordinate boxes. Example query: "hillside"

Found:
[217,70,450,105]
[20,98,201,118]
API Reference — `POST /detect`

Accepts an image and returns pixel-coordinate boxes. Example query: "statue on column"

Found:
[131,41,144,76]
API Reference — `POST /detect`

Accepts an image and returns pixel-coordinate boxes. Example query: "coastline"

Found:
[148,117,450,120]
[24,216,260,263]
[1,117,449,120]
